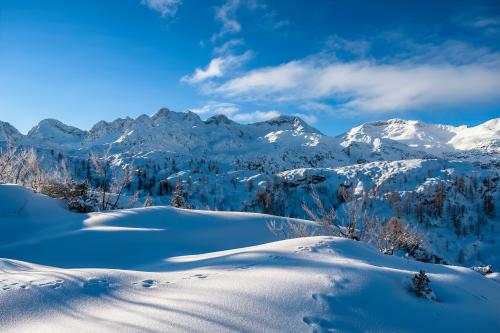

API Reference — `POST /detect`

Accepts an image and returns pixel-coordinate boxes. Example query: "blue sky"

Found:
[1,0,500,135]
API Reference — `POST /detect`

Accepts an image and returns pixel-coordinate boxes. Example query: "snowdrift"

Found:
[1,185,499,332]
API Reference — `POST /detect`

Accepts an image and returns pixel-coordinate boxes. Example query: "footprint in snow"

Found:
[302,316,336,332]
[191,274,208,279]
[83,277,110,290]
[1,282,14,291]
[38,279,64,289]
[269,255,285,260]
[133,279,158,288]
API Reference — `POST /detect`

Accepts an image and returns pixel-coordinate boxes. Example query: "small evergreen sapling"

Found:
[410,270,436,301]
[171,181,188,208]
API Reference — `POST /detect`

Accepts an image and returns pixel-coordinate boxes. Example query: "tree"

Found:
[171,181,188,208]
[143,195,154,207]
[91,153,112,210]
[381,217,421,254]
[484,194,495,219]
[109,166,132,209]
[0,147,44,190]
[410,270,435,300]
[301,187,358,240]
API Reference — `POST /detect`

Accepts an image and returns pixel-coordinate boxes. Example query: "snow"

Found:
[1,185,500,332]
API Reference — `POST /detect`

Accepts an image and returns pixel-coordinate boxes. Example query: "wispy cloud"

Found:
[190,102,281,124]
[141,0,182,17]
[213,38,245,55]
[453,5,500,35]
[211,0,242,42]
[190,101,240,116]
[181,51,253,84]
[232,110,280,122]
[210,0,288,42]
[211,57,500,112]
[299,101,334,113]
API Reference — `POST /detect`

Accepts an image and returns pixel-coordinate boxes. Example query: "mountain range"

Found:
[1,109,499,168]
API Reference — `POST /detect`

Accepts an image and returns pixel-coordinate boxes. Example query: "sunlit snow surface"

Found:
[1,185,499,332]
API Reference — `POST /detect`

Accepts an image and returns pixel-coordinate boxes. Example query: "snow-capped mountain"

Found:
[27,118,86,146]
[3,109,499,167]
[340,118,500,162]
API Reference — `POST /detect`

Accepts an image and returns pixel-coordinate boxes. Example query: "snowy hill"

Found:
[1,185,499,332]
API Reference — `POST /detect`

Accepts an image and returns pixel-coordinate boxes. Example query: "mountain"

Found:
[27,119,86,146]
[4,110,500,167]
[340,118,500,162]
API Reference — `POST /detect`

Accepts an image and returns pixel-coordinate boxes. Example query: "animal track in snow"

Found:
[190,274,208,279]
[268,255,285,260]
[302,316,336,332]
[1,281,28,291]
[83,277,110,290]
[37,279,64,289]
[133,279,158,288]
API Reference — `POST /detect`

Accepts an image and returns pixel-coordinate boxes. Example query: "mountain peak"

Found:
[257,115,322,134]
[151,108,172,120]
[27,119,86,145]
[204,114,235,125]
[0,121,23,144]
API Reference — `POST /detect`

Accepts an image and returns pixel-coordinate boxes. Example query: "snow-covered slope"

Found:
[0,184,311,269]
[1,185,499,332]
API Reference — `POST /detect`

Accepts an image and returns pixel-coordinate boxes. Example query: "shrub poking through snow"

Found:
[381,217,421,254]
[267,219,314,239]
[143,195,154,207]
[410,270,436,301]
[40,179,97,213]
[471,265,493,275]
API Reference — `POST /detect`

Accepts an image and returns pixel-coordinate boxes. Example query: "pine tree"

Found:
[143,195,154,207]
[171,181,187,208]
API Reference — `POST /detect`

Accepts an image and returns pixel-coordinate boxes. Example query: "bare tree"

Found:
[91,152,112,210]
[301,187,359,240]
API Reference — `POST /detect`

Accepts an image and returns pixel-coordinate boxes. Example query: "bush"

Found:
[381,218,421,254]
[66,181,97,213]
[39,179,68,199]
[471,265,493,275]
[40,179,96,213]
[410,270,436,300]
[143,195,154,207]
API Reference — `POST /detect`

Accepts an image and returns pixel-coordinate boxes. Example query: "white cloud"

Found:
[181,51,253,84]
[141,0,181,17]
[190,101,240,116]
[299,101,334,113]
[211,0,242,42]
[213,38,245,55]
[190,102,281,124]
[232,110,280,122]
[472,17,500,28]
[211,56,500,112]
